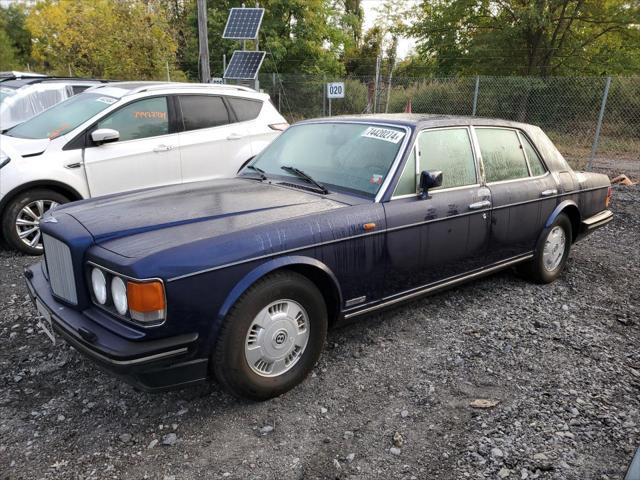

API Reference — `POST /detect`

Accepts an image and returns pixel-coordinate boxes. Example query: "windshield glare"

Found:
[246,122,407,197]
[5,92,117,139]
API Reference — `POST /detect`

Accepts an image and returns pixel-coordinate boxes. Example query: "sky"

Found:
[361,0,418,59]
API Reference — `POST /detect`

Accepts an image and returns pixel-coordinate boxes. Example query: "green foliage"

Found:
[26,0,179,79]
[0,27,18,70]
[0,4,31,68]
[410,0,640,76]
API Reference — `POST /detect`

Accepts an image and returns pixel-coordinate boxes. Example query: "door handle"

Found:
[226,133,244,140]
[468,200,491,210]
[153,145,173,152]
[541,189,558,197]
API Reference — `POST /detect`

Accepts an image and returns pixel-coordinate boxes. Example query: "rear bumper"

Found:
[577,209,613,241]
[24,264,208,392]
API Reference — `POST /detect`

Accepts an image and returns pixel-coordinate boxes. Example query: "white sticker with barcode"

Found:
[361,126,405,144]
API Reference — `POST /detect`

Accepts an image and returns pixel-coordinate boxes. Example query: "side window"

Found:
[393,147,417,196]
[179,95,229,131]
[519,133,546,176]
[97,97,168,141]
[418,128,476,189]
[476,128,529,182]
[227,97,263,122]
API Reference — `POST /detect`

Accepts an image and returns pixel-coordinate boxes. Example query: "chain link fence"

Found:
[258,74,640,180]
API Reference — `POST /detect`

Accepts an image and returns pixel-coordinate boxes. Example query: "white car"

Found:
[0,82,288,254]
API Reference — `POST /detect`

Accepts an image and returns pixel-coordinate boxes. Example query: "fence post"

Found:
[323,74,326,117]
[588,76,611,171]
[472,76,479,116]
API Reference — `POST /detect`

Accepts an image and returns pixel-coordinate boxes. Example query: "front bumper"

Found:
[24,264,208,391]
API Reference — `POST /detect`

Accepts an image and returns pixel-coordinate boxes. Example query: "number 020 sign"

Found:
[327,82,345,99]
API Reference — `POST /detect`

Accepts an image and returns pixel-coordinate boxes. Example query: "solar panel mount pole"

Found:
[197,0,211,83]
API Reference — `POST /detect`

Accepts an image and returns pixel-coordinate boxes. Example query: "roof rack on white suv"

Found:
[126,82,257,96]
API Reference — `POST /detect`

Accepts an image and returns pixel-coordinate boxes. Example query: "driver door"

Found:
[383,127,491,297]
[83,96,182,197]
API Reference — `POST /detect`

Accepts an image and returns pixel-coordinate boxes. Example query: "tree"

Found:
[26,0,180,79]
[411,0,640,76]
[0,4,31,68]
[0,28,18,70]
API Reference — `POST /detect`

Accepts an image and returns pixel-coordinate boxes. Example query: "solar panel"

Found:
[224,51,266,80]
[223,8,265,40]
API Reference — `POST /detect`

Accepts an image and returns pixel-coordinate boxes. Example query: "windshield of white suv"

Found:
[244,122,407,197]
[5,92,117,139]
[0,86,17,104]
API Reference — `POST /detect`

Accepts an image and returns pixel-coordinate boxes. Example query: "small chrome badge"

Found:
[41,215,58,224]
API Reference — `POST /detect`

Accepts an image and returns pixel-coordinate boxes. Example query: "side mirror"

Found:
[419,170,443,199]
[91,128,119,145]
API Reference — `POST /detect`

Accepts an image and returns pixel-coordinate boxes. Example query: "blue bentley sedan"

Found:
[25,115,613,400]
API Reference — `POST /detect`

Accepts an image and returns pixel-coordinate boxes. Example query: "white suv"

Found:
[0,82,288,254]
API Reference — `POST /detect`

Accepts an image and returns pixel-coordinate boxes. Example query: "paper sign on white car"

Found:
[361,126,405,144]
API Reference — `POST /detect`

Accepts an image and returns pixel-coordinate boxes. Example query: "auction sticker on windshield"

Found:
[361,126,405,144]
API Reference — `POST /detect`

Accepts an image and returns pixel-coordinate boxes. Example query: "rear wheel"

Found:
[213,271,328,401]
[519,213,572,284]
[1,189,69,255]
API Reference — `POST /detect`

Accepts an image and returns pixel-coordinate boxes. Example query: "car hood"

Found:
[59,178,347,259]
[0,134,50,157]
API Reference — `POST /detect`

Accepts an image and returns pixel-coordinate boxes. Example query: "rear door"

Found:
[84,96,182,197]
[383,126,491,296]
[475,127,558,263]
[176,94,253,183]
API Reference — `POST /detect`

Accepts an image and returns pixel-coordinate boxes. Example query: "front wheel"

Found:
[1,189,69,255]
[519,213,572,284]
[213,271,328,401]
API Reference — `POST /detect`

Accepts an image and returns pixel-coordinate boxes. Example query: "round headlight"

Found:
[111,277,128,316]
[91,268,107,304]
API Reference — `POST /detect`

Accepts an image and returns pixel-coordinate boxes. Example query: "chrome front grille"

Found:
[43,234,77,304]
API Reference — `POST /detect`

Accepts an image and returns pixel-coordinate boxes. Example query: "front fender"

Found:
[545,199,580,228]
[215,255,343,326]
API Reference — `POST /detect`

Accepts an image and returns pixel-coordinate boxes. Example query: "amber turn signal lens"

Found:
[605,186,612,208]
[127,281,165,313]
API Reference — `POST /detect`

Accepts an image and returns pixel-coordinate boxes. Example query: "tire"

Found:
[1,189,69,255]
[213,271,328,401]
[518,213,572,284]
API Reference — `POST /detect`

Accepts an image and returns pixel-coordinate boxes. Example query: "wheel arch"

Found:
[216,256,343,329]
[0,180,83,218]
[545,200,581,242]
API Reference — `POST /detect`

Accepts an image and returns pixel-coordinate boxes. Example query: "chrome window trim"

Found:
[487,170,550,186]
[86,261,167,329]
[517,130,550,176]
[390,125,479,200]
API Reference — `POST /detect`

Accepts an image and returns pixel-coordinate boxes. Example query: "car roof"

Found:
[299,113,535,130]
[87,81,264,100]
[0,77,106,89]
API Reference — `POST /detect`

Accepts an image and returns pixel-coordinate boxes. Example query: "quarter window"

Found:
[394,148,417,196]
[97,97,168,141]
[417,128,477,189]
[476,128,529,182]
[520,133,546,176]
[228,97,262,121]
[179,95,229,131]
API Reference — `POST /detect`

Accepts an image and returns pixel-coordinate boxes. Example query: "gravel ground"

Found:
[1,185,638,480]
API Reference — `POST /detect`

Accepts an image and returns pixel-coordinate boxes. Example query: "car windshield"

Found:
[5,92,117,139]
[245,122,407,197]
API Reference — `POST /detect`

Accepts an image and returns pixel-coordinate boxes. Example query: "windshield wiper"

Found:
[281,165,329,194]
[244,164,267,181]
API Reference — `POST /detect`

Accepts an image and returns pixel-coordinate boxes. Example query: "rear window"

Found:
[476,128,530,182]
[179,95,229,131]
[228,97,262,121]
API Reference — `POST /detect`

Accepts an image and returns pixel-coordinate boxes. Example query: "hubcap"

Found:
[244,299,310,378]
[15,200,59,250]
[542,226,566,271]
